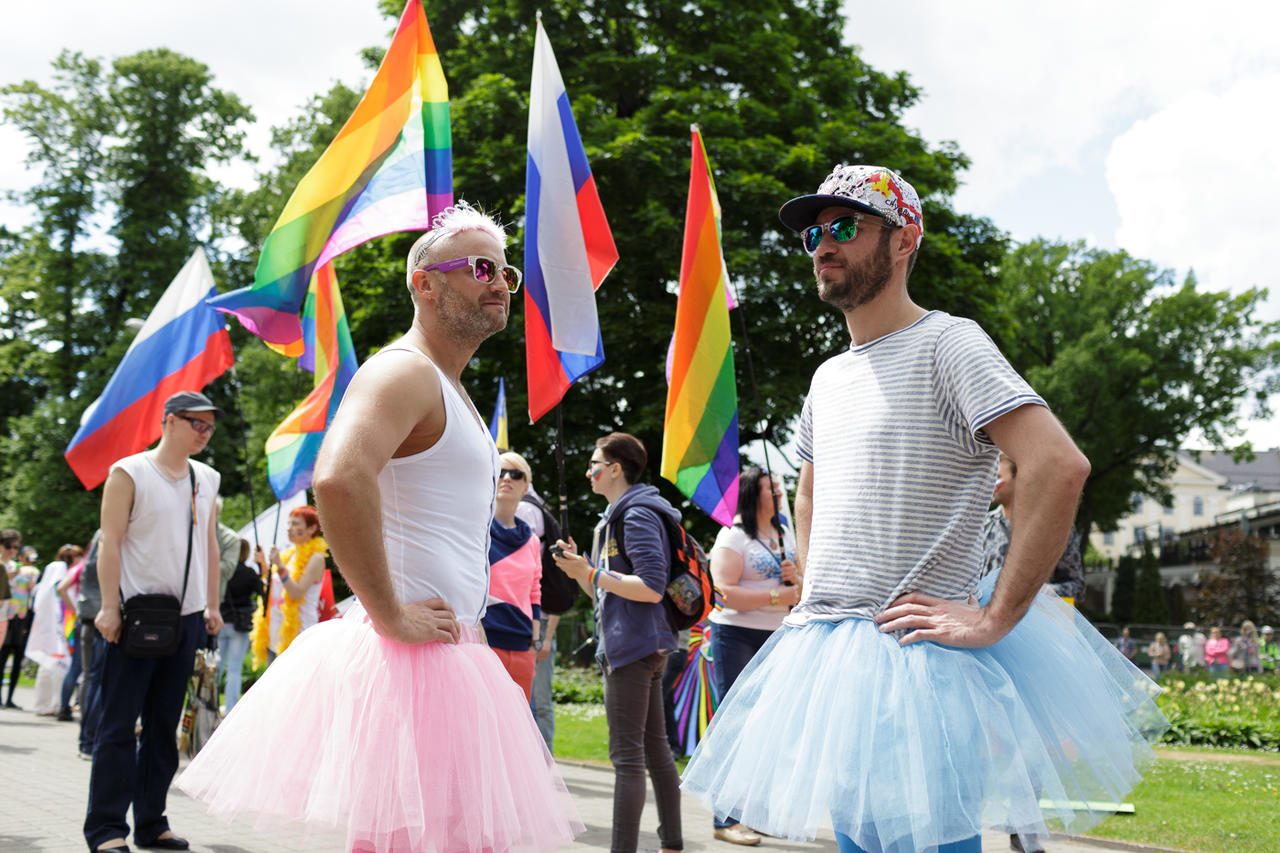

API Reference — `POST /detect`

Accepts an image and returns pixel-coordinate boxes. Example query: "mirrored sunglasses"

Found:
[421,255,522,293]
[801,213,871,254]
[499,468,527,481]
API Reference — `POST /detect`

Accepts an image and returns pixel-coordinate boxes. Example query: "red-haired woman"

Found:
[250,506,328,666]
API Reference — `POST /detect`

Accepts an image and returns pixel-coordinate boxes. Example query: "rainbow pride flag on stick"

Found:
[523,14,617,423]
[209,0,452,354]
[263,263,358,498]
[661,126,739,526]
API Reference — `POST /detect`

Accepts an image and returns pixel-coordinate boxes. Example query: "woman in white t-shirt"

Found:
[707,467,800,845]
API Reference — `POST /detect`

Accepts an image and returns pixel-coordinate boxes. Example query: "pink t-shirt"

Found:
[1205,637,1230,665]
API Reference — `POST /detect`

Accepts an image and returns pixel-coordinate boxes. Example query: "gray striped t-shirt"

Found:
[788,310,1045,626]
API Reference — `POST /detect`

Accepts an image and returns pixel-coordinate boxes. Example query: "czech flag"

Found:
[523,15,617,423]
[64,249,234,489]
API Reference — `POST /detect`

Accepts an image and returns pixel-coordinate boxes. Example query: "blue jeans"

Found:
[835,830,981,853]
[529,635,555,751]
[216,626,251,712]
[60,637,83,712]
[710,622,774,829]
[84,612,203,849]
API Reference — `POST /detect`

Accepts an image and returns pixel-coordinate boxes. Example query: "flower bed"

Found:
[1156,673,1280,751]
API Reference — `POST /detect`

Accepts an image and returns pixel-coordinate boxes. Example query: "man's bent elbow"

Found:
[1059,447,1091,496]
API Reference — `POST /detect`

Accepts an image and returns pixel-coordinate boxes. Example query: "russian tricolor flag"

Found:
[64,249,234,489]
[523,16,617,423]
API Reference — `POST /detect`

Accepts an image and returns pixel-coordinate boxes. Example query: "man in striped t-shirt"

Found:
[783,164,1089,652]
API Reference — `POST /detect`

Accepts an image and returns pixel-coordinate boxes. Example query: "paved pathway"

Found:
[0,683,1165,852]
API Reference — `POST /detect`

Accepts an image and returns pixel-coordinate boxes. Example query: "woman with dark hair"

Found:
[553,431,684,853]
[250,505,328,665]
[706,467,800,845]
[218,539,259,711]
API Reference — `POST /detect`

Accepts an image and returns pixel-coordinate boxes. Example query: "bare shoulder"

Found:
[319,343,446,470]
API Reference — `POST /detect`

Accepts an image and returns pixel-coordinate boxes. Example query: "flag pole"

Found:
[227,364,270,615]
[554,403,570,539]
[728,280,789,568]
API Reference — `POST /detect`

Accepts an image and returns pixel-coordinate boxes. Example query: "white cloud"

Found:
[847,1,1280,243]
[0,1,394,230]
[1107,72,1280,302]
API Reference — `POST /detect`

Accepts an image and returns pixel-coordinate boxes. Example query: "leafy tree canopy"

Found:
[989,240,1280,545]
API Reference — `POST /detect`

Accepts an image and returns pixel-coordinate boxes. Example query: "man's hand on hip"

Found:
[375,597,460,645]
[875,592,1009,648]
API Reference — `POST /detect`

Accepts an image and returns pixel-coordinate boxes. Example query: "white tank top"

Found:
[112,453,221,615]
[375,347,498,625]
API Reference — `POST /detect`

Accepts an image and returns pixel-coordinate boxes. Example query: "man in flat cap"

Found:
[86,390,224,853]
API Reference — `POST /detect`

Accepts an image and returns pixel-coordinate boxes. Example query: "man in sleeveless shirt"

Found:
[86,391,224,853]
[313,201,516,652]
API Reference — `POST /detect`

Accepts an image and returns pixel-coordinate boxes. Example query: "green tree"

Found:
[1,52,111,398]
[1132,539,1170,624]
[990,240,1280,549]
[0,48,253,546]
[1112,553,1137,624]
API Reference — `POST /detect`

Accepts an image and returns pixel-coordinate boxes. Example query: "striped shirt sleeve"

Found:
[934,320,1046,447]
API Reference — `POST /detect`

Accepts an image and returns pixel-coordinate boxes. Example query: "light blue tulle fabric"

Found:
[681,575,1168,853]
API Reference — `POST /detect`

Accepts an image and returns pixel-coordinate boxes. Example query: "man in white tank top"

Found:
[86,391,224,853]
[315,201,519,647]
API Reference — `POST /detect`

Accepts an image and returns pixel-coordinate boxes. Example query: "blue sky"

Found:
[3,1,1278,448]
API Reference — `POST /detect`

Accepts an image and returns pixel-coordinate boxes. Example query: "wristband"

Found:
[769,588,781,606]
[589,565,621,586]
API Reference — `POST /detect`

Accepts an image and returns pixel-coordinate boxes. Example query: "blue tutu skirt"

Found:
[681,579,1168,852]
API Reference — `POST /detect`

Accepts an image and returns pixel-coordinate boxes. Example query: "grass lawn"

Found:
[553,702,610,764]
[1084,746,1280,853]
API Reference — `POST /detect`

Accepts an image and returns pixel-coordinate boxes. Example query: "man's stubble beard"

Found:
[435,279,508,346]
[816,228,894,312]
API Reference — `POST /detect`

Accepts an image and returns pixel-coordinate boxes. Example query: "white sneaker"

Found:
[713,825,762,846]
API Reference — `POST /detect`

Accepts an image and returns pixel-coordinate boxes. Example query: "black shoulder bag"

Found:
[122,463,195,658]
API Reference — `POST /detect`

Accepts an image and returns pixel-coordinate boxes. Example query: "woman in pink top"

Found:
[482,451,543,700]
[1204,626,1230,676]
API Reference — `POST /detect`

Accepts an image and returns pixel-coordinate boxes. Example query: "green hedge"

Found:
[553,665,604,705]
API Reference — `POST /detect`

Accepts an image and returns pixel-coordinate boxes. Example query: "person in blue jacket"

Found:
[554,431,683,853]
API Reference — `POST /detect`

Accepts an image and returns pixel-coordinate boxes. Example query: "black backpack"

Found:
[521,493,581,615]
[614,510,715,631]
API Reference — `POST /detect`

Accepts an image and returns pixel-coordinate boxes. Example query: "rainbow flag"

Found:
[264,263,358,498]
[489,377,509,450]
[523,16,617,423]
[661,127,739,526]
[209,0,451,353]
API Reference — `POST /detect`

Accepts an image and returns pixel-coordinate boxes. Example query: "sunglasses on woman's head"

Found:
[421,255,522,293]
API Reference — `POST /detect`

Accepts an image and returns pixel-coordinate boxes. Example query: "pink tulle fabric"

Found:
[178,605,582,852]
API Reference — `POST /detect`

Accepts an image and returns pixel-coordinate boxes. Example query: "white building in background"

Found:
[1089,453,1228,562]
[1084,449,1280,616]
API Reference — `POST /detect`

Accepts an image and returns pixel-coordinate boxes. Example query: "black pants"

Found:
[604,651,683,853]
[84,613,202,849]
[0,613,33,702]
[79,619,104,754]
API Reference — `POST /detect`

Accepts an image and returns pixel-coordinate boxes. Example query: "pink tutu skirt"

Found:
[178,605,582,852]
